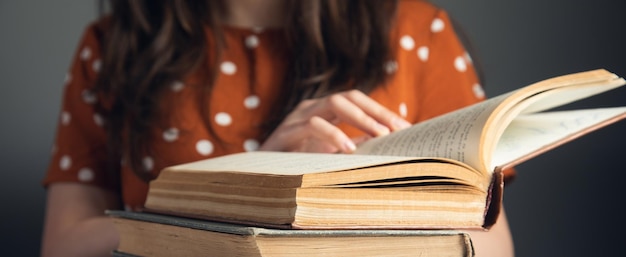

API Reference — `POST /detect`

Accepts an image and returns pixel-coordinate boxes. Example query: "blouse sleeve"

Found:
[42,22,119,192]
[413,9,485,121]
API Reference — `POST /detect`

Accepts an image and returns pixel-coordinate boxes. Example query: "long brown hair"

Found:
[94,0,399,181]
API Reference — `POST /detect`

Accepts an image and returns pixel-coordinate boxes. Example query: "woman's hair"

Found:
[94,0,399,181]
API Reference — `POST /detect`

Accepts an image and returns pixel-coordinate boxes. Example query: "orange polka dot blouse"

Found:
[43,1,504,210]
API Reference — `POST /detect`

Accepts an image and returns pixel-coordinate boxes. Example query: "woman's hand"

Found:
[259,90,412,153]
[41,183,120,257]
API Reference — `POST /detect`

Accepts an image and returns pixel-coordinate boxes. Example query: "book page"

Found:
[170,151,419,175]
[492,107,626,169]
[520,78,626,114]
[477,79,625,169]
[356,70,625,174]
[355,93,511,173]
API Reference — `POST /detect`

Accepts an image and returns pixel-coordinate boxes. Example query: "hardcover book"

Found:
[109,210,475,257]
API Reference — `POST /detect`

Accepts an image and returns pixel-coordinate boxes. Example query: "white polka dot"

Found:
[78,168,94,182]
[464,52,473,64]
[399,102,408,118]
[245,35,259,49]
[93,113,104,127]
[171,81,184,92]
[244,139,260,152]
[220,61,237,75]
[61,111,71,125]
[244,95,260,109]
[215,112,232,126]
[143,156,154,171]
[60,155,72,170]
[384,60,398,74]
[431,18,445,33]
[400,35,415,51]
[82,89,97,104]
[163,127,179,142]
[417,46,429,62]
[92,59,102,72]
[80,47,91,60]
[472,83,485,99]
[196,140,214,156]
[65,73,72,85]
[454,56,467,72]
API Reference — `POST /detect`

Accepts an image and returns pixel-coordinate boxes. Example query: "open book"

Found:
[109,210,474,257]
[144,69,626,230]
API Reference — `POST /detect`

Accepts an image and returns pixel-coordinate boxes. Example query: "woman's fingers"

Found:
[340,90,412,132]
[260,116,356,153]
[314,90,411,137]
[307,116,357,153]
[324,93,391,137]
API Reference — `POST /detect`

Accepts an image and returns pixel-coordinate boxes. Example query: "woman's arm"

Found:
[40,183,120,257]
[465,207,515,257]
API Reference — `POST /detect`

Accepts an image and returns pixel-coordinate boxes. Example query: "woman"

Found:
[41,0,514,256]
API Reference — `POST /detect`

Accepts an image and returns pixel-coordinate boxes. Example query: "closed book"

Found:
[108,210,475,257]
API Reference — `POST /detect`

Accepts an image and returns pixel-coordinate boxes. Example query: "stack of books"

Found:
[109,69,626,257]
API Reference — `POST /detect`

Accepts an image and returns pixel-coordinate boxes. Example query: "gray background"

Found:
[1,1,625,256]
